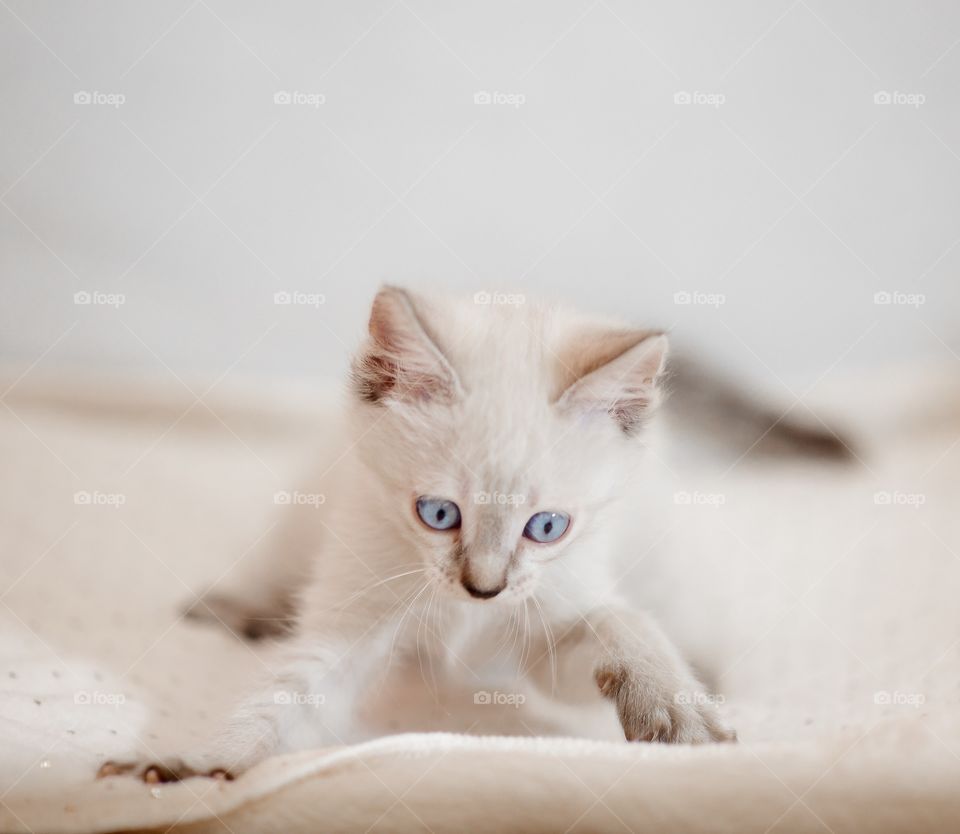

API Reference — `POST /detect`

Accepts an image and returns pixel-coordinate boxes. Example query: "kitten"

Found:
[102,286,738,782]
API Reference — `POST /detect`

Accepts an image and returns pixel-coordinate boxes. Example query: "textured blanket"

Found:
[1,368,958,833]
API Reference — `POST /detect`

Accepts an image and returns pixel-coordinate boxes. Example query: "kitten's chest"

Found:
[402,601,531,682]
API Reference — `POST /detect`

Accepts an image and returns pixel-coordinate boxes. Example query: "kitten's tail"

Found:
[664,354,854,462]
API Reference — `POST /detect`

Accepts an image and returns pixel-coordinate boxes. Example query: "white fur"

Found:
[123,287,732,779]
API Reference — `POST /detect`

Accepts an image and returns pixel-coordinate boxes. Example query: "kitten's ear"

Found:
[352,286,462,405]
[556,330,668,434]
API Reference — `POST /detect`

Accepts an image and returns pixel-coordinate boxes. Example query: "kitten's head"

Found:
[350,286,667,604]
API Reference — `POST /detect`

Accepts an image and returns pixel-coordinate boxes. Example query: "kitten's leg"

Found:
[102,624,389,781]
[183,503,324,639]
[586,605,736,744]
[183,586,295,640]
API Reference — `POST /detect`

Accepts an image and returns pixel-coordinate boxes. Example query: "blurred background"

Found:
[4,6,960,817]
[2,0,958,394]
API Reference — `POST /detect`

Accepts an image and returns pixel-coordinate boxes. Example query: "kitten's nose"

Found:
[461,578,505,599]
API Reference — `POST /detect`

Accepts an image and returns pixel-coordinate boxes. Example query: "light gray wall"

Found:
[2,1,958,395]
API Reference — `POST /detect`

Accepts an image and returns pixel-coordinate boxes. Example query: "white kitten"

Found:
[101,286,735,783]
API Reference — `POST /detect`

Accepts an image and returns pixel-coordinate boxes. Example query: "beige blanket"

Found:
[1,368,959,833]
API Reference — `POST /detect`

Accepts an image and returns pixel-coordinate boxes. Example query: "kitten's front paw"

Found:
[97,759,234,783]
[595,663,736,744]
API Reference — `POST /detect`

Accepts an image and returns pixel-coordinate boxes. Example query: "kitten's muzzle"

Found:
[458,539,509,599]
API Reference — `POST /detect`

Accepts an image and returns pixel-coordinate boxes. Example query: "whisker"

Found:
[531,594,558,696]
[508,601,523,662]
[415,585,432,697]
[492,607,516,659]
[424,586,441,706]
[335,566,427,609]
[549,580,609,652]
[385,580,431,675]
[519,599,532,677]
[301,565,426,623]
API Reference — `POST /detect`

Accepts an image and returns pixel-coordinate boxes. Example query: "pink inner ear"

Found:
[352,287,460,405]
[556,333,668,435]
[352,351,398,403]
[562,330,656,382]
[354,340,455,405]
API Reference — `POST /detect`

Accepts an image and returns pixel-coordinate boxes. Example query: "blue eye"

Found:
[523,511,570,543]
[416,497,461,531]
